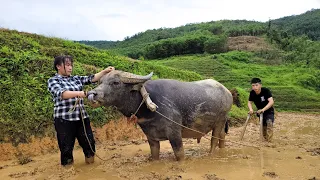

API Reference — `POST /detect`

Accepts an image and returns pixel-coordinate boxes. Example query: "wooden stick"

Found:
[260,113,264,141]
[240,114,251,141]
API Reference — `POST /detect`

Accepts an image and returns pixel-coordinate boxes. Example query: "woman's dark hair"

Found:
[54,55,74,71]
[251,78,262,84]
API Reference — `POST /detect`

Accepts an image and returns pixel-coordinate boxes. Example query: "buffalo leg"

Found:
[147,138,160,160]
[168,136,184,161]
[210,118,226,153]
[218,130,226,148]
[210,127,219,153]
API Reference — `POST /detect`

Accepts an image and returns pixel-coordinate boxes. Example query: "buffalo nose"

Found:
[87,90,97,95]
[87,91,97,102]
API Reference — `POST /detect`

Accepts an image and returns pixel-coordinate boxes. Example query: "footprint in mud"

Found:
[203,173,225,180]
[166,164,186,173]
[131,139,146,145]
[307,148,320,156]
[185,148,202,157]
[0,165,9,169]
[106,147,117,150]
[8,171,29,178]
[263,171,278,178]
[295,156,302,159]
[7,167,43,178]
[48,166,78,179]
[135,171,184,180]
[110,153,122,159]
[308,177,318,180]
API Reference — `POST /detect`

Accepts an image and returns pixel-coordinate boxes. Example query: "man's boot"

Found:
[62,159,74,168]
[266,120,273,142]
[85,156,94,164]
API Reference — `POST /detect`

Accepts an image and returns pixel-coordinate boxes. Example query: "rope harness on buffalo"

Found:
[154,111,260,149]
[129,86,260,149]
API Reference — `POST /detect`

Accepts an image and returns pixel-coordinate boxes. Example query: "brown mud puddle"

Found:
[0,113,319,180]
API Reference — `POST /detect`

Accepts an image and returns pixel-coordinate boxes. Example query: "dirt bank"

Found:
[0,112,319,180]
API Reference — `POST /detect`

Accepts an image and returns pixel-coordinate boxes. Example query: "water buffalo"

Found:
[88,70,232,161]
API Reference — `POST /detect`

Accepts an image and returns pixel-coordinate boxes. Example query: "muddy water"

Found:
[0,112,319,180]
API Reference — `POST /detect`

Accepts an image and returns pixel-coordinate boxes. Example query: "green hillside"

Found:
[78,9,320,60]
[80,20,265,48]
[78,20,266,59]
[150,51,320,112]
[0,28,203,144]
[271,9,320,41]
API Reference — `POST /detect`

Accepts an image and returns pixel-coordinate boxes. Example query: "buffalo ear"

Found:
[131,83,143,91]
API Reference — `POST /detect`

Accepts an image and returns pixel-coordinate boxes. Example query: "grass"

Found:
[150,51,320,112]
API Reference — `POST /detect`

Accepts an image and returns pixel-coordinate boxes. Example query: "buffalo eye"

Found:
[110,81,120,86]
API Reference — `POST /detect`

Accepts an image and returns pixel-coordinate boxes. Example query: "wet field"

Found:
[0,112,319,180]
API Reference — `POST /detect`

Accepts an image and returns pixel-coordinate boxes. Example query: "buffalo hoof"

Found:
[148,156,160,161]
[174,151,185,161]
[218,139,225,148]
[176,156,185,161]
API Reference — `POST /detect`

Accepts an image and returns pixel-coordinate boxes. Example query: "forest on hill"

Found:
[78,9,320,68]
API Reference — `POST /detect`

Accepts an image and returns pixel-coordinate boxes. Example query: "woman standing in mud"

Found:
[47,55,114,166]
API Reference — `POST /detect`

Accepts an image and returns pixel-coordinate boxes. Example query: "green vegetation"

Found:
[228,87,249,125]
[79,9,320,61]
[0,28,201,145]
[78,20,265,59]
[271,9,320,41]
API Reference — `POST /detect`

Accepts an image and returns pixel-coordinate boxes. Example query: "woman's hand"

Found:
[78,91,87,98]
[92,67,115,83]
[103,66,115,74]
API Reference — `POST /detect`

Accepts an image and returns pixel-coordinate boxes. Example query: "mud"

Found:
[0,112,319,180]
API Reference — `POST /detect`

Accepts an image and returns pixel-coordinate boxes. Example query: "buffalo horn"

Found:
[119,72,153,83]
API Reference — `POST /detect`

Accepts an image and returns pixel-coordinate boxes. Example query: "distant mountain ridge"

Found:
[271,9,320,40]
[77,9,320,54]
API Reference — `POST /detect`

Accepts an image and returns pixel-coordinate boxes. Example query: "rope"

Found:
[68,92,149,162]
[70,97,108,161]
[127,93,149,124]
[133,93,149,116]
[155,111,261,149]
[129,93,260,149]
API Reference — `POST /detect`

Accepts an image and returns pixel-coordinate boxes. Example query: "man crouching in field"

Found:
[248,78,275,142]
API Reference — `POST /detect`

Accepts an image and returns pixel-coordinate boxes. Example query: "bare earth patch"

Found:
[227,36,274,52]
[0,112,319,180]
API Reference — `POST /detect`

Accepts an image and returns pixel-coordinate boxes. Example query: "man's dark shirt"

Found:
[249,87,274,114]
